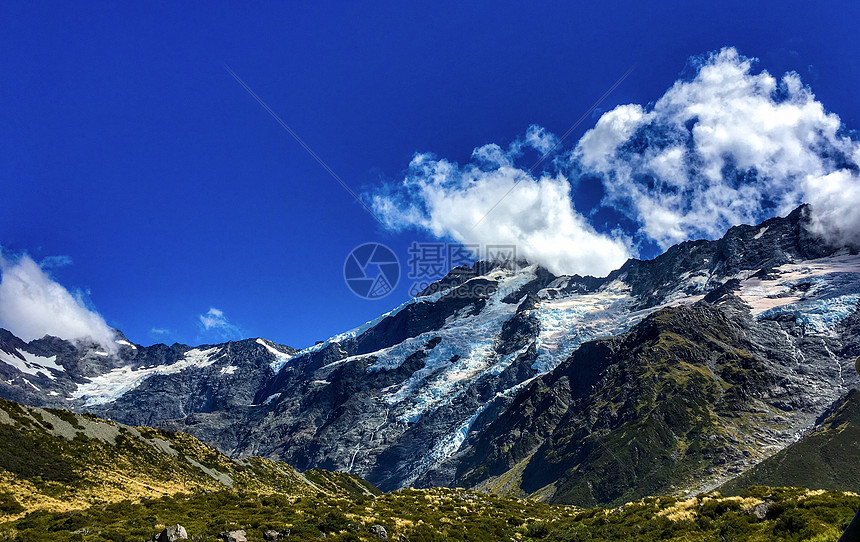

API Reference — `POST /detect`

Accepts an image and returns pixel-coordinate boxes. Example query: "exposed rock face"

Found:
[1,205,858,501]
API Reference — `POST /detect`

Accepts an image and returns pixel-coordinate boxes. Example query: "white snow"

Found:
[115,339,137,350]
[739,254,860,322]
[220,365,238,375]
[0,349,64,380]
[72,346,222,406]
[369,267,537,424]
[255,338,294,372]
[753,226,769,240]
[533,279,637,373]
[260,392,280,405]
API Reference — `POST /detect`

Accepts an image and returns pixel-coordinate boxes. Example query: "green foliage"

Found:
[0,424,76,483]
[0,487,855,542]
[0,493,23,515]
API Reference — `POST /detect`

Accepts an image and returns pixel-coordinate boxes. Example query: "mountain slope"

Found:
[441,294,856,505]
[0,397,376,519]
[719,388,860,495]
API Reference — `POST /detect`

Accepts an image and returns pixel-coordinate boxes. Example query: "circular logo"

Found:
[344,243,400,299]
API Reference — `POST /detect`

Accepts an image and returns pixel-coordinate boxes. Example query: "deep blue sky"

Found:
[2,2,858,348]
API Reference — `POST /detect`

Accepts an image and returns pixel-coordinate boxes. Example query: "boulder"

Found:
[220,530,247,542]
[154,524,188,542]
[369,524,388,539]
[743,502,771,521]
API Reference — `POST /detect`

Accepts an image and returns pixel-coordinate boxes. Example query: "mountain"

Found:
[719,388,860,495]
[0,398,857,541]
[1,204,858,503]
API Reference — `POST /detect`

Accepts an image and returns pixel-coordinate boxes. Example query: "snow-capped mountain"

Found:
[1,204,858,503]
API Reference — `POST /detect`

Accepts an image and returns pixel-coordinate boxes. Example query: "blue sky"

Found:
[1,2,859,349]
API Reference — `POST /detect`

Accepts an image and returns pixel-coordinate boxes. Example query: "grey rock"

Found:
[369,524,388,539]
[155,524,188,542]
[220,530,247,542]
[744,502,771,521]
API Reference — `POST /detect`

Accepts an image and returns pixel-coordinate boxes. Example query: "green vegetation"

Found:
[0,397,372,516]
[0,486,856,541]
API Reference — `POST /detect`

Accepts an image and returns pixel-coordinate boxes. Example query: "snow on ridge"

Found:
[72,346,222,406]
[260,392,280,406]
[286,266,522,365]
[256,338,294,372]
[115,339,137,350]
[0,349,64,380]
[377,268,537,424]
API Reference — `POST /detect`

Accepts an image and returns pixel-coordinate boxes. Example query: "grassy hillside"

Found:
[720,389,860,496]
[0,397,377,519]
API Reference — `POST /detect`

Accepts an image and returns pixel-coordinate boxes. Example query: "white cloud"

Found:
[575,46,860,249]
[371,132,633,277]
[0,251,117,351]
[372,48,860,278]
[198,307,242,341]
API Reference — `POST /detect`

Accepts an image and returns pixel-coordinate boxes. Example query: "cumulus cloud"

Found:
[575,46,860,249]
[371,128,633,277]
[0,251,117,351]
[198,307,242,341]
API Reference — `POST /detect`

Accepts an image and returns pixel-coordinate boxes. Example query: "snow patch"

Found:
[260,392,280,405]
[532,280,637,373]
[0,349,64,380]
[256,338,294,372]
[72,346,222,406]
[739,254,860,319]
[372,268,537,423]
